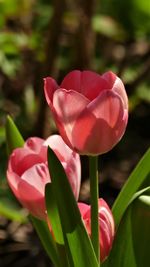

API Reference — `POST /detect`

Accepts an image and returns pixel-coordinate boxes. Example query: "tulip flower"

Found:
[7,135,81,220]
[44,70,128,155]
[78,198,115,262]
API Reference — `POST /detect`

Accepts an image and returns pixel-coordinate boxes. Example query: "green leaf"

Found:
[47,147,99,267]
[30,216,60,267]
[102,187,150,267]
[5,115,24,154]
[102,208,136,267]
[131,193,150,267]
[112,147,150,227]
[45,183,64,245]
[45,183,70,267]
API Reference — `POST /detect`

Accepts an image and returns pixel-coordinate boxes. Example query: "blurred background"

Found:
[0,0,150,266]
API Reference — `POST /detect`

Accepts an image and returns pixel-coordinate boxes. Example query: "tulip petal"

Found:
[86,89,124,131]
[21,163,50,194]
[18,163,49,219]
[53,89,89,146]
[102,71,117,87]
[7,163,49,220]
[44,77,74,148]
[72,90,125,155]
[81,71,110,100]
[44,77,59,106]
[60,70,110,101]
[14,153,44,176]
[8,148,30,173]
[78,203,90,217]
[7,170,20,198]
[98,199,115,238]
[44,134,72,162]
[25,137,44,153]
[60,70,81,92]
[9,152,42,181]
[62,161,81,200]
[113,77,128,109]
[18,180,46,219]
[44,134,81,199]
[102,71,128,109]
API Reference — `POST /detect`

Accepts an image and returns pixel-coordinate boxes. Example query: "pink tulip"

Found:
[44,70,128,155]
[7,135,81,220]
[78,199,115,262]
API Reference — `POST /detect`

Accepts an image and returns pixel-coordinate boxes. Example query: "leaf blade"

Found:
[45,183,70,267]
[112,147,150,227]
[47,147,99,267]
[102,187,150,267]
[5,115,24,154]
[45,183,64,245]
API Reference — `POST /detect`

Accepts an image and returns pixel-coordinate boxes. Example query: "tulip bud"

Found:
[7,135,81,220]
[78,198,115,262]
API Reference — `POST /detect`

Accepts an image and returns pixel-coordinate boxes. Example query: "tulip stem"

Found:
[89,156,100,263]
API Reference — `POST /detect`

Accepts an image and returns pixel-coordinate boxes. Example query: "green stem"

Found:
[89,156,100,264]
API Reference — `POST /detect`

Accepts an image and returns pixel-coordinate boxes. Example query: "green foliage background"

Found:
[0,0,150,232]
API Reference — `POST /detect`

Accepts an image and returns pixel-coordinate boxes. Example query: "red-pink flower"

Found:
[7,135,81,220]
[44,70,128,155]
[78,199,115,262]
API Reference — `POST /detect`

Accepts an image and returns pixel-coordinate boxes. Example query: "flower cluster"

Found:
[7,70,128,263]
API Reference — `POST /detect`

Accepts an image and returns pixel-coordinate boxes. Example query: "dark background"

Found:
[0,0,150,266]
